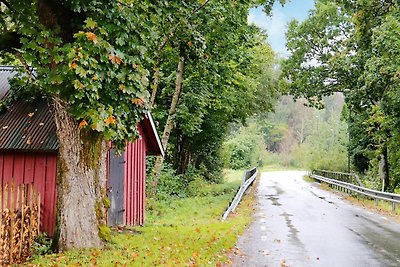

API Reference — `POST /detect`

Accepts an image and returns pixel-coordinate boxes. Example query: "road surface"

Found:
[231,171,400,267]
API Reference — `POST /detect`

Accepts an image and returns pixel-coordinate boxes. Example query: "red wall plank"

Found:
[124,126,147,226]
[0,152,57,235]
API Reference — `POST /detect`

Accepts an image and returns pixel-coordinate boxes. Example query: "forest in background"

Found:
[222,94,348,174]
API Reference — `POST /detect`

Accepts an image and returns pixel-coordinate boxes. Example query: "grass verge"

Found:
[27,169,255,267]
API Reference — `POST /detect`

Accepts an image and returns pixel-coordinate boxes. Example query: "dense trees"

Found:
[223,94,348,171]
[283,0,400,191]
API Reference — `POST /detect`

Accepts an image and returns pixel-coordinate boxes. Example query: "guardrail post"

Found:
[375,198,379,207]
[392,202,396,213]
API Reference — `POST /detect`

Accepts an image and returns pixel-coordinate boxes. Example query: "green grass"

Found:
[343,194,400,218]
[27,169,254,266]
[303,175,316,183]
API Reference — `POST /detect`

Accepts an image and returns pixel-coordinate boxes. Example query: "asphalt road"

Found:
[231,171,400,267]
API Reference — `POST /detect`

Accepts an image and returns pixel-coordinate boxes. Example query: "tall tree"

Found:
[0,0,160,249]
[283,0,399,191]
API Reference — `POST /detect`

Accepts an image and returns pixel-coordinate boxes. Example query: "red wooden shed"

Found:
[0,66,163,235]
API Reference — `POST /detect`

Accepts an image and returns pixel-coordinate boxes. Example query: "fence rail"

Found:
[311,170,400,211]
[0,182,40,265]
[222,167,258,221]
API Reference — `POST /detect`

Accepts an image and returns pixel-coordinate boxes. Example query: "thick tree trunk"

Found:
[379,145,389,191]
[150,56,185,196]
[52,97,108,250]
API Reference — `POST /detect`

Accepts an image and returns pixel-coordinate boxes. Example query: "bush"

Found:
[156,164,187,199]
[223,123,269,170]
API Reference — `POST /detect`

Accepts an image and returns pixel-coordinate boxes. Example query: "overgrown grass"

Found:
[343,194,400,218]
[27,169,254,266]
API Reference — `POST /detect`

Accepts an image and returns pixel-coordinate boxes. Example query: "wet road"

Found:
[231,171,400,267]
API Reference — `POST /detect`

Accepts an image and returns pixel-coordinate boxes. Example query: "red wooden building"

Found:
[0,66,163,235]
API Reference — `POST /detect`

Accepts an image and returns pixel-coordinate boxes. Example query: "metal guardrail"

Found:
[313,169,365,187]
[310,170,400,211]
[222,167,258,221]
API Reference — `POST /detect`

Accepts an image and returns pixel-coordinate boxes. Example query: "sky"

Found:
[248,0,315,56]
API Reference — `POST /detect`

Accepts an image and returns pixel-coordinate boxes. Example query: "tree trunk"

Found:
[379,144,389,192]
[52,97,108,250]
[177,137,192,175]
[150,67,160,107]
[150,56,185,196]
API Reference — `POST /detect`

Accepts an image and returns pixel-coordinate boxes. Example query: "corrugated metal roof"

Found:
[0,66,58,152]
[0,100,58,151]
[0,66,162,154]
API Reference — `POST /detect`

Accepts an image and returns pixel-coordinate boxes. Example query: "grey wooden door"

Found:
[108,149,125,226]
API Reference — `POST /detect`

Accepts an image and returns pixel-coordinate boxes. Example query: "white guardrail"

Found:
[310,170,400,211]
[222,167,258,221]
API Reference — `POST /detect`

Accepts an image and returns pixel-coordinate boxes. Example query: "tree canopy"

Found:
[283,0,400,191]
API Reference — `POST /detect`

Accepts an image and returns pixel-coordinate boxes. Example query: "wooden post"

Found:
[19,184,25,259]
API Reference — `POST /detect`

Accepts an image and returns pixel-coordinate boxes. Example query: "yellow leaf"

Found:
[85,32,98,44]
[187,41,193,47]
[131,98,145,107]
[28,112,34,117]
[79,120,88,129]
[131,252,139,260]
[70,62,78,69]
[74,80,85,90]
[108,54,122,65]
[104,115,116,125]
[26,136,31,145]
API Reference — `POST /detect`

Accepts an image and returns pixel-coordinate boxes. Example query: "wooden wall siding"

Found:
[124,133,146,226]
[0,152,57,235]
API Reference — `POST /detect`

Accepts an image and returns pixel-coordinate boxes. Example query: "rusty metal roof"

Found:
[0,67,58,152]
[0,100,58,151]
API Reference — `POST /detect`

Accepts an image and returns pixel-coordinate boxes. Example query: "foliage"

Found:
[224,94,349,171]
[151,0,281,182]
[30,234,53,258]
[28,170,253,266]
[0,1,164,150]
[283,0,400,190]
[223,122,272,170]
